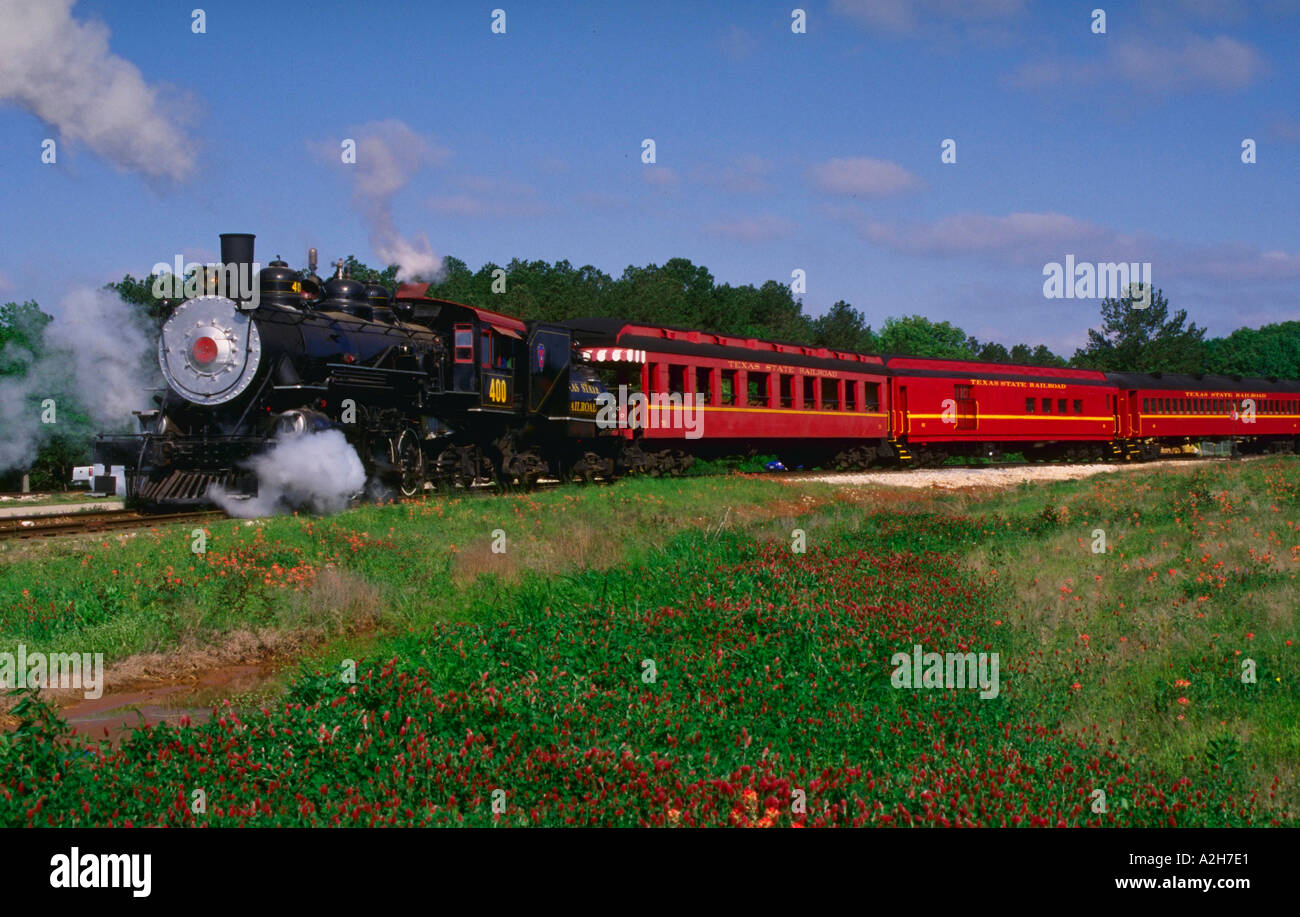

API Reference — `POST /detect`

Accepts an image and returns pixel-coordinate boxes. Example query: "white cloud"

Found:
[855,210,1300,285]
[688,155,775,194]
[1007,35,1263,94]
[719,25,758,61]
[0,0,196,181]
[703,214,795,243]
[808,157,919,196]
[860,211,1108,260]
[642,166,679,189]
[427,175,551,218]
[1164,242,1300,282]
[832,0,1027,33]
[1137,0,1255,26]
[574,191,630,211]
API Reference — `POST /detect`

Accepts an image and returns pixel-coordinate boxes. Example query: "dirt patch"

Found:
[785,463,1126,490]
[0,615,379,744]
[729,493,829,524]
[98,629,306,687]
[56,662,278,745]
[783,458,1253,491]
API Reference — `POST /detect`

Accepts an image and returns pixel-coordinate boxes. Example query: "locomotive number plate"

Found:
[484,373,512,406]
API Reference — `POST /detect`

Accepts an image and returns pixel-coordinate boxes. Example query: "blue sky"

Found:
[1,0,1298,353]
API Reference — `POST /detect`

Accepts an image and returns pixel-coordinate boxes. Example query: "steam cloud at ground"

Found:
[209,430,366,518]
[0,287,156,473]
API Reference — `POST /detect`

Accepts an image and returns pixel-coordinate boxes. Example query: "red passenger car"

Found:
[883,357,1118,464]
[563,319,891,469]
[1107,372,1300,455]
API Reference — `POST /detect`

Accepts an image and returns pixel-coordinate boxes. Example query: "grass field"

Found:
[0,458,1295,826]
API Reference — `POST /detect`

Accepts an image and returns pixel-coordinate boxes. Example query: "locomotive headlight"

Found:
[159,295,262,406]
[186,327,233,370]
[192,336,219,366]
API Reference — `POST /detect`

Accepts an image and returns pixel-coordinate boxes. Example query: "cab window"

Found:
[454,324,473,363]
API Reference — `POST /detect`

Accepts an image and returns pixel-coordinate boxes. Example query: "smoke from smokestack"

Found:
[316,119,448,281]
[209,429,366,518]
[0,0,196,182]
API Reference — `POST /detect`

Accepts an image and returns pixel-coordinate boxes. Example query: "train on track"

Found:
[84,233,1300,510]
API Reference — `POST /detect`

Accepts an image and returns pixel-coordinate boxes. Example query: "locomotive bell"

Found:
[300,248,323,306]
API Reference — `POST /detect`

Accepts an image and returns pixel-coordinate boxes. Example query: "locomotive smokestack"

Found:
[308,248,318,275]
[220,233,255,274]
[219,233,256,302]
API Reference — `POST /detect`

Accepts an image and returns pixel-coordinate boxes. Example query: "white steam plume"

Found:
[209,430,366,518]
[0,0,196,182]
[317,119,448,281]
[0,287,157,473]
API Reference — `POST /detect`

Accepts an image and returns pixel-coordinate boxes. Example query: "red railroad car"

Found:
[883,356,1118,464]
[563,319,891,470]
[1107,372,1300,456]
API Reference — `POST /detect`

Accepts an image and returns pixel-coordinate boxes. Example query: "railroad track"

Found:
[0,478,573,541]
[0,509,224,542]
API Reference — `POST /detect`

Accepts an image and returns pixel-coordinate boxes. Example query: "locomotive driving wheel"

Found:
[389,428,426,498]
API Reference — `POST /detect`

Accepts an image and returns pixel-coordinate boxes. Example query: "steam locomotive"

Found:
[92,233,621,507]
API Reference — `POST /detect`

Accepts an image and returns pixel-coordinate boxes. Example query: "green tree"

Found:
[1027,344,1067,367]
[1071,288,1208,372]
[0,300,52,360]
[724,280,812,342]
[0,300,92,490]
[423,256,477,303]
[107,274,172,324]
[877,315,978,359]
[342,255,399,288]
[976,341,1011,363]
[813,300,878,352]
[1204,321,1300,379]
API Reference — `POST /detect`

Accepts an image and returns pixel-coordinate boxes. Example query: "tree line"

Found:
[405,255,1296,378]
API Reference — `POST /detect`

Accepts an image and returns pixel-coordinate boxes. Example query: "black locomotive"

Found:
[95,233,619,508]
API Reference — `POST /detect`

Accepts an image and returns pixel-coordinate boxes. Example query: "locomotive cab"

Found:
[394,286,551,418]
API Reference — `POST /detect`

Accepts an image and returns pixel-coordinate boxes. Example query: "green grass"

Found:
[0,475,835,660]
[953,459,1300,806]
[1,457,1296,822]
